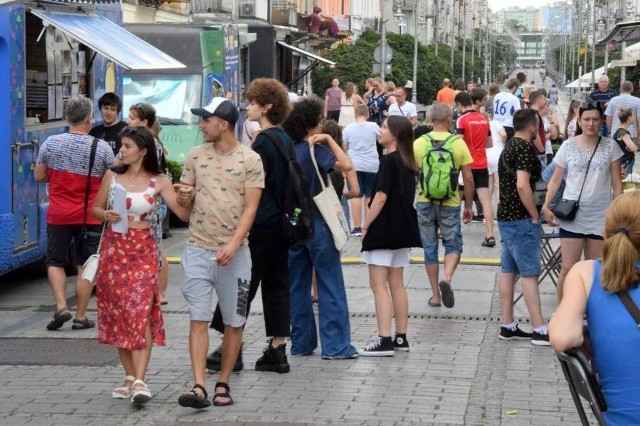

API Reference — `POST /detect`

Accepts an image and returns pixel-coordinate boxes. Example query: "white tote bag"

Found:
[309,145,350,251]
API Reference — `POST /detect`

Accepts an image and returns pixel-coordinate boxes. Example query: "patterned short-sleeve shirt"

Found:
[181,142,264,251]
[497,137,541,222]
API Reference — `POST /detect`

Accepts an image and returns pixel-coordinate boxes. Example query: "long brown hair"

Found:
[385,116,417,173]
[601,191,640,292]
[344,82,355,101]
[565,99,580,138]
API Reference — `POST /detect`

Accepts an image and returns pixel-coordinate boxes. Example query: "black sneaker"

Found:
[350,227,362,237]
[531,331,551,346]
[472,214,485,222]
[358,336,394,357]
[393,335,410,352]
[206,343,244,372]
[255,340,290,373]
[498,325,533,340]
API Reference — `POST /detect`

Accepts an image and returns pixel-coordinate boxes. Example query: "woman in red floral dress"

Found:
[92,126,190,405]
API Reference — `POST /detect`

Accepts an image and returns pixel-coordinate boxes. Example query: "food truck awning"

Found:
[30,10,186,71]
[277,41,336,67]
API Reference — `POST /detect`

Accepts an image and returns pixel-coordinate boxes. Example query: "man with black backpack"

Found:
[413,103,474,309]
[206,79,310,375]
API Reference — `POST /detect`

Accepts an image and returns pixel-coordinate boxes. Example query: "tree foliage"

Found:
[312,28,512,104]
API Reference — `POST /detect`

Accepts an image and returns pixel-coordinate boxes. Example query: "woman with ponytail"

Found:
[549,190,640,425]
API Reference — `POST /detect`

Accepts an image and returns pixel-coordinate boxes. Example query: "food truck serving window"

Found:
[29,10,186,71]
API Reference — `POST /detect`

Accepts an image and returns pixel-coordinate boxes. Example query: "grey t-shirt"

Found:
[342,121,380,173]
[604,93,640,138]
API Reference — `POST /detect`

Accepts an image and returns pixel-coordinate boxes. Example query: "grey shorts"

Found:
[181,245,251,326]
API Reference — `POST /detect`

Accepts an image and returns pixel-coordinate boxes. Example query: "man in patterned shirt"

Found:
[35,97,116,331]
[496,108,549,346]
[175,97,264,408]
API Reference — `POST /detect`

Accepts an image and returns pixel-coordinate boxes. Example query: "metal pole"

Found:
[434,0,439,55]
[412,0,419,103]
[471,17,475,78]
[461,0,466,82]
[591,0,596,86]
[450,0,456,74]
[381,3,387,81]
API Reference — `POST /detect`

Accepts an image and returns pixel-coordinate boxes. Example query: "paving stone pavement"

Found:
[0,135,598,425]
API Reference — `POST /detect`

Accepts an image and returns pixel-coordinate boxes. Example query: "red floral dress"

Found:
[96,179,165,350]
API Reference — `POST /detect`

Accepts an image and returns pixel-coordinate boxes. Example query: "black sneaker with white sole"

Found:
[393,334,410,352]
[358,336,394,357]
[531,331,550,346]
[498,325,533,340]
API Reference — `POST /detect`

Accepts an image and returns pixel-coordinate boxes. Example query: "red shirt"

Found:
[456,110,491,170]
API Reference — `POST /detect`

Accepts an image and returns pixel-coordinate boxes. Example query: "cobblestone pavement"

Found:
[0,81,598,425]
[0,218,593,426]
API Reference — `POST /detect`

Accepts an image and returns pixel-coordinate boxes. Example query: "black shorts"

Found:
[46,224,102,268]
[472,169,489,189]
[558,228,604,241]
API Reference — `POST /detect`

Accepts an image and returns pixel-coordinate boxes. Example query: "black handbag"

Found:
[551,198,579,220]
[551,137,600,221]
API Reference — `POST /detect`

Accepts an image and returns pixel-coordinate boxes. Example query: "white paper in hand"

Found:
[111,183,129,234]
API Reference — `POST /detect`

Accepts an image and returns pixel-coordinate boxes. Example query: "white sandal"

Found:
[131,379,152,405]
[111,375,135,399]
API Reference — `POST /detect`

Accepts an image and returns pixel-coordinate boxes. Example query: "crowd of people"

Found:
[33,70,640,419]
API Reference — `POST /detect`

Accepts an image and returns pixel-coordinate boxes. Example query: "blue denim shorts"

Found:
[416,202,463,264]
[356,171,377,198]
[499,218,542,276]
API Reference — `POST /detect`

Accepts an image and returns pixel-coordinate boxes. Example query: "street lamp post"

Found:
[395,0,433,104]
[590,0,597,87]
[471,16,476,79]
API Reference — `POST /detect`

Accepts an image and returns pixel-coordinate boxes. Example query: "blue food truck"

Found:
[0,0,183,275]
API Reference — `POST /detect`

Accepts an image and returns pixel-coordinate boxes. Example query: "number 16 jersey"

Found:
[492,91,521,128]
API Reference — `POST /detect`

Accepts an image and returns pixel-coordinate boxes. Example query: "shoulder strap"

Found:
[618,290,640,328]
[576,137,601,204]
[83,137,99,226]
[261,127,292,161]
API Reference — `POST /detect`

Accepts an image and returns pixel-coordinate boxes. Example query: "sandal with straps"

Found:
[178,384,211,409]
[212,381,233,406]
[131,379,152,405]
[112,375,135,399]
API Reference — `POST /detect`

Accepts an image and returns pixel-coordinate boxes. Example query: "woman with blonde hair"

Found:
[549,190,640,424]
[367,77,395,126]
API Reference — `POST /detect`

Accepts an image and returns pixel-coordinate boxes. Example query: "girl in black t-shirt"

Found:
[358,116,421,356]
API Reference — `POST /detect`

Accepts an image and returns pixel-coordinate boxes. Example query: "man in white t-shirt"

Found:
[492,78,521,140]
[342,104,380,236]
[387,87,418,127]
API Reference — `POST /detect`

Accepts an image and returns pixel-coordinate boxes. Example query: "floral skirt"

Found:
[96,226,165,350]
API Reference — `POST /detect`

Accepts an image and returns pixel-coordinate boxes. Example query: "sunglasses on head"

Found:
[580,100,601,111]
[120,126,141,136]
[133,103,147,119]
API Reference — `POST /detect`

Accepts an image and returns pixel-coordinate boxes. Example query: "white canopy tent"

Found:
[565,65,611,88]
[565,41,640,88]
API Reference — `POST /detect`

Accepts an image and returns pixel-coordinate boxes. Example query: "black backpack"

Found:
[261,128,314,246]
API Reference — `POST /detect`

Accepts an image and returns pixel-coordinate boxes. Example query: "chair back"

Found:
[556,348,607,426]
